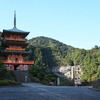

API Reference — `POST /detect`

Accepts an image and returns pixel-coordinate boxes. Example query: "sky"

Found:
[0,0,100,50]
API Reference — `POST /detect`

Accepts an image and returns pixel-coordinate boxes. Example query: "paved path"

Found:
[0,83,100,100]
[22,83,46,87]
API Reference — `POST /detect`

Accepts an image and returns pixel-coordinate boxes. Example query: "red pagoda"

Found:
[0,11,34,70]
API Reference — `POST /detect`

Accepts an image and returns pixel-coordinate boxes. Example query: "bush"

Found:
[32,77,40,83]
[81,81,93,86]
[0,68,7,78]
[0,80,22,86]
[60,78,74,86]
[42,80,48,85]
[0,80,9,86]
[8,81,21,85]
[0,62,12,80]
[0,77,4,80]
[5,71,12,79]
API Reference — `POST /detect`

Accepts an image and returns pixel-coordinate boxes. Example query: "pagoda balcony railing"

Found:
[5,37,27,42]
[6,47,25,51]
[1,60,34,65]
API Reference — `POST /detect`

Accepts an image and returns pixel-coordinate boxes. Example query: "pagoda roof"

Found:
[1,41,29,47]
[3,28,29,34]
[0,50,31,57]
[1,28,30,37]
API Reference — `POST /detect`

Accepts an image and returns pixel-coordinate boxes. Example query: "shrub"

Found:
[0,68,7,78]
[0,80,22,86]
[42,80,48,85]
[0,80,9,86]
[5,71,12,79]
[8,81,21,85]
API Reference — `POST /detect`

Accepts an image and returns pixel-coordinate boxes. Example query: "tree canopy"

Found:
[27,36,100,82]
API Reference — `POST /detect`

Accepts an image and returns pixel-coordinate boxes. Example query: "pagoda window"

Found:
[8,60,12,62]
[15,58,18,62]
[10,66,12,69]
[24,65,28,70]
[19,60,22,63]
[9,65,12,69]
[9,58,12,60]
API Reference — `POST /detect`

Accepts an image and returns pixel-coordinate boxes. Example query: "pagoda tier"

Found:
[0,28,34,71]
[1,41,29,48]
[2,29,29,37]
[4,37,27,42]
[0,50,30,57]
[0,54,34,65]
[0,59,34,70]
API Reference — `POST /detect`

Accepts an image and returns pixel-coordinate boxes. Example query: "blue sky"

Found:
[0,0,100,50]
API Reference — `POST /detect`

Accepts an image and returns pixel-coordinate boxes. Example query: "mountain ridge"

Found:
[27,36,77,52]
[27,36,78,66]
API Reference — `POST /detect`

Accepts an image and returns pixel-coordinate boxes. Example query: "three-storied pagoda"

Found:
[0,11,34,70]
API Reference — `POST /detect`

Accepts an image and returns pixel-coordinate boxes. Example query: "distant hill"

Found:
[27,36,77,66]
[27,36,77,53]
[28,36,75,48]
[27,36,100,82]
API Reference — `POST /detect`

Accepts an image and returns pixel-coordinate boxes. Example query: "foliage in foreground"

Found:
[0,61,12,80]
[0,80,22,86]
[29,66,56,85]
[29,66,73,86]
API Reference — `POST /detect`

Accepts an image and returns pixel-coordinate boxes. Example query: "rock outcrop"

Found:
[51,65,82,79]
[93,79,100,89]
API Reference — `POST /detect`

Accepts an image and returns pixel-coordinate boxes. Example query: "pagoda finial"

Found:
[13,10,17,29]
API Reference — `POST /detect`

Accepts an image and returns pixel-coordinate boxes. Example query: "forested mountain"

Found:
[28,36,75,49]
[27,36,77,66]
[26,36,100,82]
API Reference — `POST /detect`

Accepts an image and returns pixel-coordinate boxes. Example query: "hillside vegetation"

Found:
[27,36,77,66]
[27,36,100,82]
[0,34,100,82]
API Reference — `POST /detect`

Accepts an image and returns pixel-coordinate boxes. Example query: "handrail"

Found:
[6,47,25,51]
